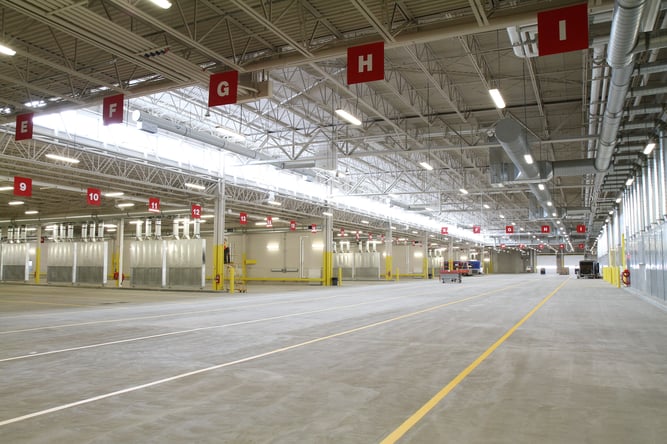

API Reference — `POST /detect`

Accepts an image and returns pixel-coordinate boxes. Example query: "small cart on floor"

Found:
[439,270,462,283]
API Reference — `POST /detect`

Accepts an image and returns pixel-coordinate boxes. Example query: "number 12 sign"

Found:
[191,204,202,219]
[87,188,102,206]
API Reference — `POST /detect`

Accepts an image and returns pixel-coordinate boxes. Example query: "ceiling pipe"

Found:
[596,0,648,172]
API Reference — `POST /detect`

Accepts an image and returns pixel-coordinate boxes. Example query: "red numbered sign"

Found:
[87,188,102,206]
[441,227,448,235]
[576,224,586,233]
[368,233,373,240]
[208,70,239,107]
[472,226,481,234]
[538,244,545,250]
[541,225,551,233]
[340,228,345,236]
[500,243,506,249]
[505,225,514,234]
[311,224,317,233]
[290,220,296,231]
[266,216,273,228]
[14,176,32,197]
[148,197,160,213]
[559,243,565,250]
[519,244,526,250]
[239,212,248,225]
[191,204,202,219]
[355,232,360,241]
[578,243,585,250]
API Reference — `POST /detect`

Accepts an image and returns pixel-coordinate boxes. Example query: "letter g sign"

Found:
[208,71,238,107]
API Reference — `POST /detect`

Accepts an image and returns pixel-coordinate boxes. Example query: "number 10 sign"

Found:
[87,188,102,206]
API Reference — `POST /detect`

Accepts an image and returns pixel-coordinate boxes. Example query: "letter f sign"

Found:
[103,94,124,125]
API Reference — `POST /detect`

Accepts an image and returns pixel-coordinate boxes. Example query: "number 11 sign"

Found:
[148,197,160,213]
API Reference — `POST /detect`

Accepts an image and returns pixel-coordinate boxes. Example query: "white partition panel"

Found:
[1,243,31,282]
[46,242,75,283]
[130,240,166,287]
[76,242,109,285]
[166,239,205,288]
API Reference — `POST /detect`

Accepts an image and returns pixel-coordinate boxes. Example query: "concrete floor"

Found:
[0,275,665,443]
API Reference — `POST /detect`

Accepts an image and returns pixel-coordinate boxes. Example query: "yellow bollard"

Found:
[229,265,235,294]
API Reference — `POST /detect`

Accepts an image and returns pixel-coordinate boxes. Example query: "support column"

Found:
[422,235,428,279]
[116,218,124,288]
[213,179,226,291]
[385,221,393,280]
[35,225,42,284]
[323,209,334,286]
[448,237,454,271]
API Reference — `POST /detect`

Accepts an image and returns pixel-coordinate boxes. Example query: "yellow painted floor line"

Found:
[380,278,569,444]
[0,299,91,308]
[0,283,520,427]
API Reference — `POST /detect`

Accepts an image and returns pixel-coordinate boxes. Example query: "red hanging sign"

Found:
[559,243,565,250]
[266,216,273,228]
[505,225,514,234]
[191,204,202,219]
[290,220,297,231]
[347,42,384,85]
[102,94,124,125]
[500,243,506,249]
[15,113,34,141]
[578,243,585,250]
[340,228,345,236]
[14,176,32,197]
[537,3,589,57]
[239,212,248,225]
[208,71,239,107]
[441,227,448,235]
[311,224,317,233]
[576,224,586,233]
[472,226,481,234]
[541,225,551,233]
[148,197,160,213]
[368,233,373,240]
[355,232,360,241]
[87,188,102,206]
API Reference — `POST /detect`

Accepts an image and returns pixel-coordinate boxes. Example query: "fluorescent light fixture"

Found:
[361,219,370,224]
[488,88,506,109]
[419,161,434,171]
[117,202,135,208]
[45,153,80,164]
[615,196,622,203]
[24,210,39,215]
[643,142,656,155]
[129,220,143,225]
[104,192,124,197]
[322,211,333,216]
[538,183,545,190]
[0,44,16,56]
[499,214,505,219]
[552,212,557,217]
[546,201,553,206]
[0,186,13,191]
[556,220,561,224]
[8,200,24,205]
[268,200,282,206]
[523,154,534,164]
[215,126,245,141]
[483,204,490,209]
[185,182,206,190]
[104,224,117,228]
[335,109,362,126]
[255,222,267,226]
[459,188,469,195]
[149,0,172,8]
[625,177,634,186]
[201,214,215,219]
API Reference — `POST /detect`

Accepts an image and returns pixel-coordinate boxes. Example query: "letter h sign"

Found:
[347,42,384,85]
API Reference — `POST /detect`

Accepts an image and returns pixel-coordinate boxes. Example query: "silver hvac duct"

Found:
[135,221,142,240]
[495,118,555,215]
[552,159,599,176]
[193,218,201,239]
[183,216,191,239]
[67,224,74,240]
[596,0,647,172]
[97,222,104,239]
[145,219,152,239]
[89,222,96,242]
[648,157,656,225]
[155,219,162,239]
[81,222,88,241]
[172,219,179,240]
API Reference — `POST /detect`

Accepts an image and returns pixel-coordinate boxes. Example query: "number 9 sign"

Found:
[14,176,32,197]
[87,188,102,206]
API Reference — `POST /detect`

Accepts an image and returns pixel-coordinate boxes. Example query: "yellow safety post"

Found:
[448,259,453,273]
[385,255,393,280]
[213,244,225,291]
[422,257,428,280]
[338,266,342,286]
[34,246,41,284]
[396,268,400,282]
[228,265,235,294]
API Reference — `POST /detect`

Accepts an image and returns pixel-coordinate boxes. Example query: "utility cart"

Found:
[440,270,462,283]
